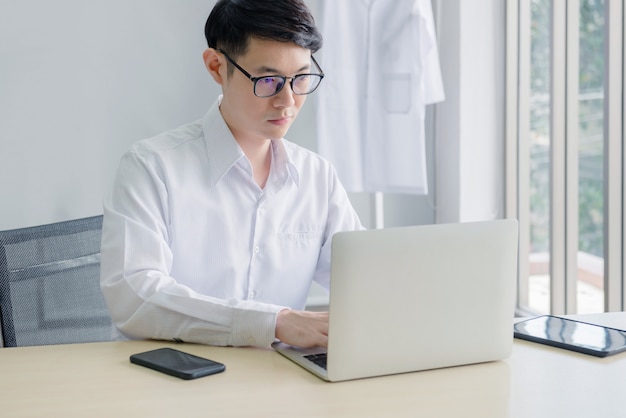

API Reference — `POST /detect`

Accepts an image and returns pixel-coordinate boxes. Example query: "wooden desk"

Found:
[1,313,625,418]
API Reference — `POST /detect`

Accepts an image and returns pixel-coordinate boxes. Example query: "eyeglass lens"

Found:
[254,74,322,98]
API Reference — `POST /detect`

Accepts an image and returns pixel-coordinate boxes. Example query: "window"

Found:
[507,0,625,314]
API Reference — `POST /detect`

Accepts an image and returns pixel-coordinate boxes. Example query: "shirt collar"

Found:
[270,138,300,188]
[202,96,300,188]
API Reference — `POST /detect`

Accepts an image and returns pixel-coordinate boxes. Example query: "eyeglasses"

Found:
[218,49,325,98]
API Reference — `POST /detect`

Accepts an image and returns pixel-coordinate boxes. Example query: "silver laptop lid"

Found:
[325,219,518,382]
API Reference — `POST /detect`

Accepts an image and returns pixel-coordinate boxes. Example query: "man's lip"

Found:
[268,115,292,124]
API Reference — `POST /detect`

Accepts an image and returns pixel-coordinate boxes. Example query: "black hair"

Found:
[204,0,323,58]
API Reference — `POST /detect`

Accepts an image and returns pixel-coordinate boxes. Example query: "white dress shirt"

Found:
[100,97,363,347]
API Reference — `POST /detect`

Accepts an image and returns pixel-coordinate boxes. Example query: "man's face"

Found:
[217,38,313,144]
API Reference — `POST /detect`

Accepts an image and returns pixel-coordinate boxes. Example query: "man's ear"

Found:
[203,48,225,85]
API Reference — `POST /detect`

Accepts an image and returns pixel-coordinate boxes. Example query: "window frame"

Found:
[506,0,625,314]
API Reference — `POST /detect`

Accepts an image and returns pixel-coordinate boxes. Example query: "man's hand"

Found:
[275,309,329,348]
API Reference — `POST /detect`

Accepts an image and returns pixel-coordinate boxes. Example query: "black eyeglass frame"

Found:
[217,49,325,98]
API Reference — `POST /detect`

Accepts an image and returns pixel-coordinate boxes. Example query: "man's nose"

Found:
[272,80,296,107]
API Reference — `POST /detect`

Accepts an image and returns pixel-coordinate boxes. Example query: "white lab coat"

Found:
[317,0,445,194]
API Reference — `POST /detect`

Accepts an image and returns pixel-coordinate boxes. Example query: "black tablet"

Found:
[514,315,626,357]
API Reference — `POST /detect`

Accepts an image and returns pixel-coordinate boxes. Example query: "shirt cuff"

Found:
[230,304,284,347]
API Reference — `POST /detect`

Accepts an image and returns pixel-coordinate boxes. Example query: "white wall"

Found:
[1,1,216,229]
[434,0,506,223]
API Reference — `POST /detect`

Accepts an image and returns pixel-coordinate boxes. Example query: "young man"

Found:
[100,0,363,348]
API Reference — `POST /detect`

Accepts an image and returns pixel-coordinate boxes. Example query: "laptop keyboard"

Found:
[304,353,327,370]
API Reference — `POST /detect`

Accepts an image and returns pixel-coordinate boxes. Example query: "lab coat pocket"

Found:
[383,73,412,114]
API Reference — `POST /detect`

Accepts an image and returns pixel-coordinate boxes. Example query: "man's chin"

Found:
[264,125,291,140]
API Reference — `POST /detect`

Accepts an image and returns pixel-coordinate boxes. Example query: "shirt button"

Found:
[248,289,257,299]
[254,245,260,254]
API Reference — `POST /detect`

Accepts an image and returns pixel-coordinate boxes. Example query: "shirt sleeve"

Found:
[312,164,365,291]
[100,149,284,347]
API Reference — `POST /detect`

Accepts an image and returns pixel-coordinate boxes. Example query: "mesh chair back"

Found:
[0,215,114,347]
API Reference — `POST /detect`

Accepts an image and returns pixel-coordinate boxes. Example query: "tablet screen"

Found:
[514,315,626,357]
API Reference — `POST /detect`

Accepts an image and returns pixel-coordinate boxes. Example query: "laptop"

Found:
[273,219,518,382]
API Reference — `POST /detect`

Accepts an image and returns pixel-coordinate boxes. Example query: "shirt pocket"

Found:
[278,225,324,247]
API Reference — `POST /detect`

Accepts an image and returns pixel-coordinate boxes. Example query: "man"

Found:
[100,0,363,349]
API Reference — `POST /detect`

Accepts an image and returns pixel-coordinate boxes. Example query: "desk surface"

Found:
[1,313,626,418]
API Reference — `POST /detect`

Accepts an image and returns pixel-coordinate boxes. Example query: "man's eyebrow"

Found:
[255,62,312,75]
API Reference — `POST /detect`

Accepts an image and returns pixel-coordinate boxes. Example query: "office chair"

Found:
[0,215,115,347]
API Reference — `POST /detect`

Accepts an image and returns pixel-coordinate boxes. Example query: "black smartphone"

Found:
[130,347,225,380]
[514,315,626,357]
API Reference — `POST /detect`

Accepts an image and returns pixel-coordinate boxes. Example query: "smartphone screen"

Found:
[514,315,626,357]
[130,347,225,379]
